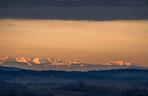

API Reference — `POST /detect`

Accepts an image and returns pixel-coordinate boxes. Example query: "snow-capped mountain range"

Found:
[0,56,139,71]
[0,56,82,65]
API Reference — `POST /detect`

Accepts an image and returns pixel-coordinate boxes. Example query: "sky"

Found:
[0,0,148,20]
[0,19,148,66]
[0,0,148,67]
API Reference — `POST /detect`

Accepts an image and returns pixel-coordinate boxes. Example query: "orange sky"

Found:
[0,19,148,66]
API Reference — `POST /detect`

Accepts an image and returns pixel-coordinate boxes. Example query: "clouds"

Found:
[0,0,121,7]
[0,0,147,7]
[0,0,147,20]
[0,6,148,20]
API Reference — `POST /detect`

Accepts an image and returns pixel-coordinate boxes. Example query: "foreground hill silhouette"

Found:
[0,66,148,96]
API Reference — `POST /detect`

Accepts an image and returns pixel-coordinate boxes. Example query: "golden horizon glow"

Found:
[0,19,148,66]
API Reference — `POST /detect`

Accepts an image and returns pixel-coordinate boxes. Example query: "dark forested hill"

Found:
[0,66,148,84]
[0,66,148,96]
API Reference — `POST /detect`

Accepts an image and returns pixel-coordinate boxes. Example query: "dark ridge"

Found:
[0,65,148,73]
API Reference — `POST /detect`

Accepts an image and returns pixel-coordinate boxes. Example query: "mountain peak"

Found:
[16,56,28,63]
[16,56,32,66]
[108,60,132,66]
[32,57,41,64]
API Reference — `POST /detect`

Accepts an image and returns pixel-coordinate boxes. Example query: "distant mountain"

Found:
[0,66,148,85]
[0,56,144,71]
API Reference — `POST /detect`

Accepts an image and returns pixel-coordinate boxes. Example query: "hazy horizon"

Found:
[0,19,148,67]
